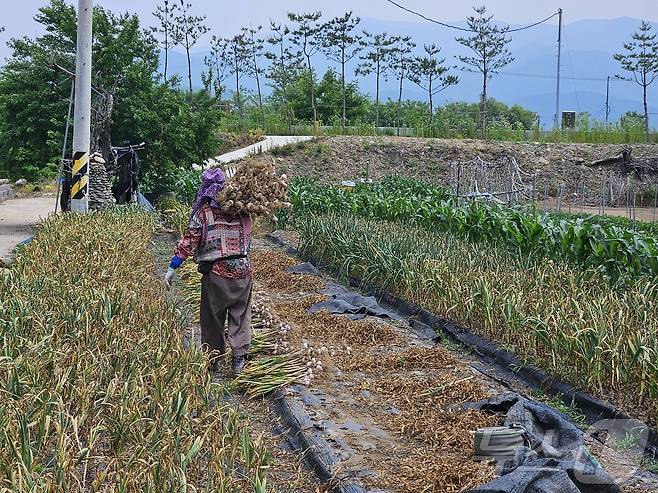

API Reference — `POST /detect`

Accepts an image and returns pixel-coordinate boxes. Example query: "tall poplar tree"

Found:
[152,0,180,82]
[174,0,209,94]
[388,35,415,136]
[410,44,459,125]
[243,25,265,123]
[356,31,396,128]
[266,22,301,130]
[203,34,230,100]
[222,34,249,128]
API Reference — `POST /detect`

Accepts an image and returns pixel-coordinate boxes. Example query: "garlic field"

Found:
[2,172,657,491]
[0,209,272,491]
[287,177,658,425]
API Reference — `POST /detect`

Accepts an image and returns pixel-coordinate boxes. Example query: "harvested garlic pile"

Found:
[216,158,291,217]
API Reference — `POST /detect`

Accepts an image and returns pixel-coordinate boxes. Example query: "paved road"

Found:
[0,196,55,265]
[205,135,313,168]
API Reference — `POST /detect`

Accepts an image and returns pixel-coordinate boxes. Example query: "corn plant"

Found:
[289,176,658,282]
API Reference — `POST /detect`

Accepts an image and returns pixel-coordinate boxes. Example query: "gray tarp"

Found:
[286,264,400,321]
[287,262,322,277]
[467,393,621,493]
[311,282,401,321]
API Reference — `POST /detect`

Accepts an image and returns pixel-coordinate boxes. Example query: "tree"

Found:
[202,35,230,100]
[266,22,301,130]
[242,25,265,124]
[288,11,324,123]
[316,69,368,124]
[377,99,428,129]
[388,35,416,136]
[321,12,362,128]
[286,68,368,124]
[409,44,458,125]
[0,0,158,176]
[614,21,658,142]
[356,31,396,128]
[152,0,180,82]
[0,0,221,194]
[174,0,209,94]
[434,99,537,137]
[222,34,250,129]
[456,6,514,137]
[619,110,646,131]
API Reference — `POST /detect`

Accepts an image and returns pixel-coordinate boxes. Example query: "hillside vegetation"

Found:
[272,136,658,197]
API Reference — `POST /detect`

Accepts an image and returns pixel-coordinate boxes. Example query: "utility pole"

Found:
[71,0,93,213]
[605,75,610,126]
[553,8,563,129]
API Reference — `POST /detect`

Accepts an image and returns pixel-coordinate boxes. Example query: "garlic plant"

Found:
[296,212,658,425]
[216,159,291,218]
[0,208,272,490]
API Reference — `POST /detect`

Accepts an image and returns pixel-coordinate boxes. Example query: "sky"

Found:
[1,0,657,124]
[1,0,657,59]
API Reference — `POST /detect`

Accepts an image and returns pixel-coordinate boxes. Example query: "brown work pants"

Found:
[200,273,252,359]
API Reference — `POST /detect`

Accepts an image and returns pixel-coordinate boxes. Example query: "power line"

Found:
[499,71,593,81]
[508,12,561,33]
[383,0,559,33]
[461,68,622,82]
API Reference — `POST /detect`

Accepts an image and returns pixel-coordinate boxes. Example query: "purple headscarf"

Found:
[192,168,226,212]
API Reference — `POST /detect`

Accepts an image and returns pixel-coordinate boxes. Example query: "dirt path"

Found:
[154,229,324,493]
[540,201,658,223]
[0,195,54,265]
[249,238,658,492]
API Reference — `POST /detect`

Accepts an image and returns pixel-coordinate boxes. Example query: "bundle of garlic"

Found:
[215,158,291,217]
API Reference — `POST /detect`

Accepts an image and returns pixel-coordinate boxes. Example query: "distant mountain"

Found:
[163,16,658,127]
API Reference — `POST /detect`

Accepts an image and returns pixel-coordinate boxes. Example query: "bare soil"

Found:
[270,136,658,198]
[540,200,658,222]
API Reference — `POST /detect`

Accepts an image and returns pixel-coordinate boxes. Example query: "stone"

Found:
[88,156,115,211]
[14,178,27,187]
[0,184,13,202]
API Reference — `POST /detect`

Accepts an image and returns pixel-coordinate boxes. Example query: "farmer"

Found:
[164,168,253,376]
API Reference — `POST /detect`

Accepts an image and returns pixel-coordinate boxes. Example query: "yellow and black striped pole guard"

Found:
[71,151,89,200]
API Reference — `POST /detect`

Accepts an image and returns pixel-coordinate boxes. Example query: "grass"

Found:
[295,212,658,425]
[530,391,587,428]
[0,207,272,490]
[269,140,309,157]
[12,180,58,198]
[222,120,658,144]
